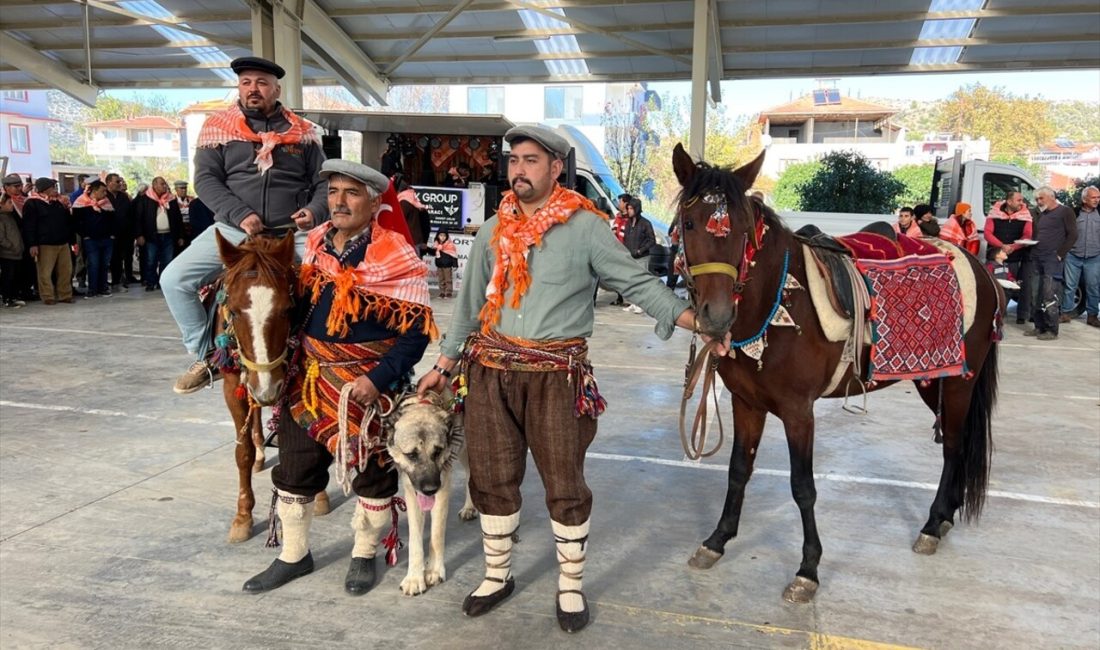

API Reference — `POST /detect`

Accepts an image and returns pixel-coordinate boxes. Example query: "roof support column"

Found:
[251,0,303,109]
[689,0,709,159]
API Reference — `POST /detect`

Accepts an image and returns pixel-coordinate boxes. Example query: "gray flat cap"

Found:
[319,159,390,194]
[173,180,189,188]
[2,174,22,186]
[504,125,570,160]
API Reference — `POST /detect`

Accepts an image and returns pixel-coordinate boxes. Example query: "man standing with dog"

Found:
[417,125,727,633]
[243,159,436,596]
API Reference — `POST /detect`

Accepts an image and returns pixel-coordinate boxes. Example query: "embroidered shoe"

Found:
[173,359,220,394]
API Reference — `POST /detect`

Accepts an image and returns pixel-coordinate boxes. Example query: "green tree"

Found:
[891,164,934,208]
[1049,101,1100,142]
[989,154,1044,181]
[937,83,1054,157]
[602,97,657,198]
[771,160,822,210]
[1055,175,1100,209]
[799,150,904,213]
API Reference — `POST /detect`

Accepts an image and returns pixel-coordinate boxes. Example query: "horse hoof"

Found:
[687,545,722,570]
[313,492,331,517]
[938,520,953,537]
[227,521,253,544]
[912,533,940,555]
[782,576,818,604]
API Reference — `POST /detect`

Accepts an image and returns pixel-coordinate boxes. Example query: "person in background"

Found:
[621,197,656,314]
[1060,185,1100,328]
[186,192,214,241]
[72,180,115,298]
[23,177,76,305]
[133,176,184,292]
[984,191,1034,324]
[105,173,135,289]
[172,180,193,253]
[1026,186,1077,340]
[68,174,90,204]
[3,174,36,302]
[432,230,458,298]
[913,203,940,238]
[940,202,980,255]
[893,206,921,238]
[0,192,25,307]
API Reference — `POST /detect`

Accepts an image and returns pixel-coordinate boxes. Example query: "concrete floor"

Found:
[1,287,1097,650]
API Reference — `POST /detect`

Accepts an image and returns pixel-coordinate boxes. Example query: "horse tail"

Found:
[958,340,997,522]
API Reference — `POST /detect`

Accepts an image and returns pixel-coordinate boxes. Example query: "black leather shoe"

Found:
[556,590,590,633]
[344,556,376,595]
[462,576,515,617]
[242,552,314,593]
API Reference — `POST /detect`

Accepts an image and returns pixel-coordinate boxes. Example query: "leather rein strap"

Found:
[679,338,725,460]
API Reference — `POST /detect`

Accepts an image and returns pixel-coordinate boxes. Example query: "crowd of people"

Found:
[889,187,1099,339]
[0,171,213,307]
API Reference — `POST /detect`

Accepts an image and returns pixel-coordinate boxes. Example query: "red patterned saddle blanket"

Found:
[841,233,967,382]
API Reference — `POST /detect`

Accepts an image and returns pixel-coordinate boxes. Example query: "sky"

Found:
[105,69,1100,115]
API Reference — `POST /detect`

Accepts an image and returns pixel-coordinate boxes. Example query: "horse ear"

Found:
[672,143,695,187]
[733,149,766,190]
[276,230,296,266]
[215,229,244,267]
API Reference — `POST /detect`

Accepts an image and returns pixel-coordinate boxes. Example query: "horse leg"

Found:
[227,380,256,543]
[688,397,766,570]
[780,408,822,603]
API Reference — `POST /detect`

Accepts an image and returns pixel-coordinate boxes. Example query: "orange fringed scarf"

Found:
[479,184,606,332]
[299,222,439,340]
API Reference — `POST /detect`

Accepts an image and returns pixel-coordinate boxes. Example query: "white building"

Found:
[0,90,55,181]
[85,115,184,163]
[759,93,988,177]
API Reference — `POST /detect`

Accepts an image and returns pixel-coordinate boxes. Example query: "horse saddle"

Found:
[794,225,859,321]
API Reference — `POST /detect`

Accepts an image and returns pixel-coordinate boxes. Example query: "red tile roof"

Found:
[84,115,181,129]
[760,95,897,119]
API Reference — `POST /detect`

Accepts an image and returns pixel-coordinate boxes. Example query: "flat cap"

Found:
[173,180,189,188]
[2,173,22,186]
[34,177,57,193]
[230,56,285,79]
[504,124,570,160]
[319,159,389,194]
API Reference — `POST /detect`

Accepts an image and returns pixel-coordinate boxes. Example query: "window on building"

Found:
[905,145,916,157]
[129,129,153,144]
[468,87,505,114]
[2,90,29,102]
[9,125,29,153]
[544,86,583,120]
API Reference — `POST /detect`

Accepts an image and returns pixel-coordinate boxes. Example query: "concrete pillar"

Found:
[250,1,275,59]
[689,0,709,159]
[806,117,815,144]
[249,0,303,109]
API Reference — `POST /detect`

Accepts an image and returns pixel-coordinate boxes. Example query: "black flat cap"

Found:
[504,125,571,160]
[230,56,285,79]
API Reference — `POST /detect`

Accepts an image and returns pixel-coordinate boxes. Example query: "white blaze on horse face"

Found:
[245,285,276,399]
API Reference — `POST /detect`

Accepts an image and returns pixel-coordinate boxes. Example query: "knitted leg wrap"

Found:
[275,490,315,564]
[552,519,589,613]
[471,512,520,598]
[351,497,394,559]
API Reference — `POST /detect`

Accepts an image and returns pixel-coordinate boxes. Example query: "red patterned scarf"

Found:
[72,192,114,212]
[195,103,319,174]
[144,187,172,210]
[480,184,606,332]
[299,222,438,340]
[940,215,980,255]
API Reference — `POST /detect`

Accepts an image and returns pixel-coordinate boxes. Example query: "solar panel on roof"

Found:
[812,89,841,105]
[812,89,827,105]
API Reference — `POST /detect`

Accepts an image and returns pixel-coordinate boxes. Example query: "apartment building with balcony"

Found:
[84,115,184,162]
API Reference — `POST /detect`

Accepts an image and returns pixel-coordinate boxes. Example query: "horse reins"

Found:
[679,337,725,460]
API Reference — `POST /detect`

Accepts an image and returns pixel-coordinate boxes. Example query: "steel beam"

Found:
[689,0,708,159]
[707,0,721,103]
[297,0,388,105]
[384,0,476,75]
[0,32,98,105]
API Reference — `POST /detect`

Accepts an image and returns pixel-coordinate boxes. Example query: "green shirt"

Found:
[441,209,690,359]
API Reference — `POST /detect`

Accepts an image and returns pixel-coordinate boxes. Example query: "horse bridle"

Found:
[677,191,763,301]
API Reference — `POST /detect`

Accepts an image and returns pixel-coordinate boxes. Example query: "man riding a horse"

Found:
[242,159,437,595]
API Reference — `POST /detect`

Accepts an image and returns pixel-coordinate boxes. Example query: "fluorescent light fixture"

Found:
[909,0,984,66]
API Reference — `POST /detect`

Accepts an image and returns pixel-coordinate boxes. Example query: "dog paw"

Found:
[400,572,428,596]
[458,506,478,521]
[426,565,447,586]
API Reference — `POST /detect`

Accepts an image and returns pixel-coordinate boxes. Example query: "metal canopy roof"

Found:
[1,0,1098,103]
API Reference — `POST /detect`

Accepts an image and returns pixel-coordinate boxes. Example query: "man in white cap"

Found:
[160,55,328,394]
[243,159,436,596]
[417,125,727,632]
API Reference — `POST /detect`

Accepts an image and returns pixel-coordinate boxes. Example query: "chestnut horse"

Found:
[214,231,329,543]
[671,144,1000,603]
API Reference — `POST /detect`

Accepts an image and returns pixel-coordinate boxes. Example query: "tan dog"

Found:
[386,392,476,596]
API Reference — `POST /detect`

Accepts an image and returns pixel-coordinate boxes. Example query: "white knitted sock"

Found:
[552,519,589,613]
[275,490,314,564]
[351,497,393,559]
[471,512,520,598]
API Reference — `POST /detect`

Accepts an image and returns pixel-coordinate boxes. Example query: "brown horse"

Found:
[214,231,329,543]
[671,144,1001,603]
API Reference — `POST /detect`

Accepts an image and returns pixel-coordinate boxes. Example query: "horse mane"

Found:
[677,160,789,235]
[223,236,296,289]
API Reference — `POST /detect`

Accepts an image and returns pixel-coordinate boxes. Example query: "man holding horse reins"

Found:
[161,56,328,395]
[243,159,437,595]
[417,125,726,633]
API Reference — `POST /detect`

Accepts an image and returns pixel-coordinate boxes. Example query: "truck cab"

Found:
[931,150,1041,221]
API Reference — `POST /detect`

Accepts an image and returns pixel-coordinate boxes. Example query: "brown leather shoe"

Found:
[43,299,56,305]
[1088,315,1100,328]
[1059,313,1074,324]
[60,298,74,303]
[173,359,220,394]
